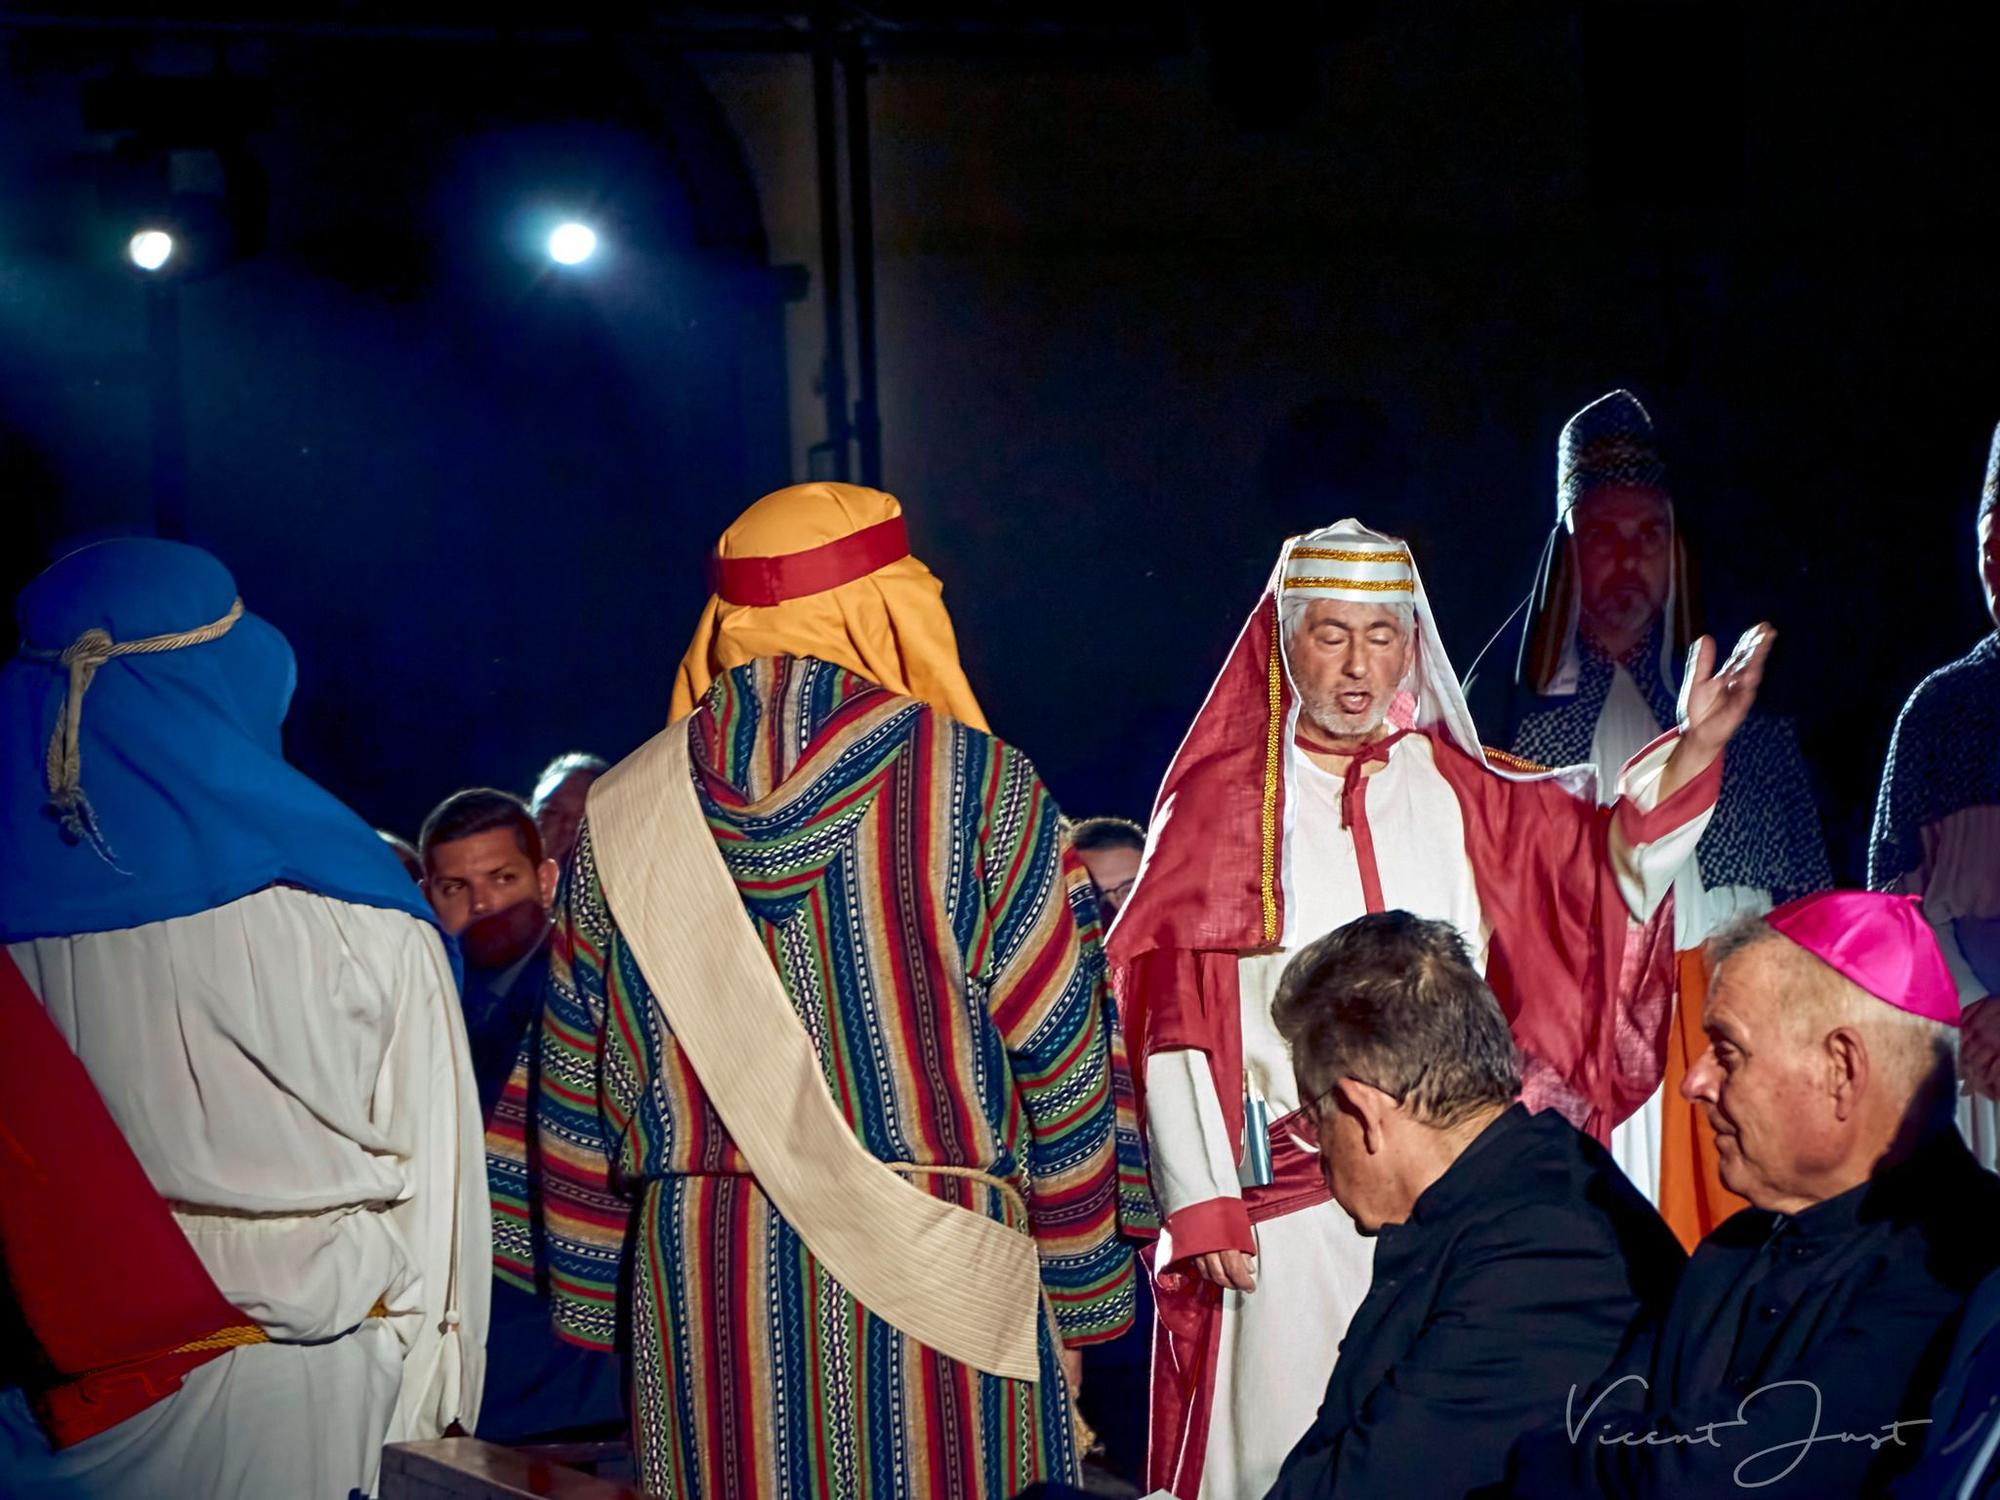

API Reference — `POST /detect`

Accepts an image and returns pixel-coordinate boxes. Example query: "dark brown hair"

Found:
[418,787,543,871]
[1068,815,1145,854]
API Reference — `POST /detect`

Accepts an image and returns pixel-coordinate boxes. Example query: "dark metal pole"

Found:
[810,4,850,481]
[145,280,187,539]
[843,39,882,489]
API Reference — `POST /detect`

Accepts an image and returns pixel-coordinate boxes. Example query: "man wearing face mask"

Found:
[419,788,624,1444]
[1510,390,1832,1251]
[1110,518,1774,1499]
[1070,815,1147,925]
[421,790,559,1116]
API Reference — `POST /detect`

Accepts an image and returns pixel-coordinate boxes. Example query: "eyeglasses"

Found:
[1094,878,1136,914]
[1292,1077,1404,1152]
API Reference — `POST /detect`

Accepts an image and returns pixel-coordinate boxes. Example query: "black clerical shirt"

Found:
[1265,1104,1684,1500]
[1503,1127,2000,1499]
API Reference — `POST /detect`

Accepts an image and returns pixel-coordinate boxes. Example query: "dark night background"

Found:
[3,4,1996,882]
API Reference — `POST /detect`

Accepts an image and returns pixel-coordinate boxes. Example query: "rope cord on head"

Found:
[27,598,245,862]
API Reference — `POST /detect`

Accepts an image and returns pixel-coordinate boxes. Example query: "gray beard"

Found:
[1299,689,1388,742]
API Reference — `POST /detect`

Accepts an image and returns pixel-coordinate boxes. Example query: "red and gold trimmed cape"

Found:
[1107,582,1711,1499]
[1109,587,1697,1152]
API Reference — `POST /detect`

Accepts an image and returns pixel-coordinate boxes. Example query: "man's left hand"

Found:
[1680,624,1777,754]
[1659,624,1777,800]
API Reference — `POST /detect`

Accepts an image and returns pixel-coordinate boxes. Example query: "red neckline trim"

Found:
[1292,724,1411,762]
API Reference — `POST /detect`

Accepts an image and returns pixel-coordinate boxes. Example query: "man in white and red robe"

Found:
[1108,519,1777,1499]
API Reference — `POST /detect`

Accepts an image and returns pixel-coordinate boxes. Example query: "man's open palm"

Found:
[1679,623,1777,753]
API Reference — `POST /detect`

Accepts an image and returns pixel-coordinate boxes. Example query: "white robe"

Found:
[0,885,489,1500]
[1145,732,1708,1500]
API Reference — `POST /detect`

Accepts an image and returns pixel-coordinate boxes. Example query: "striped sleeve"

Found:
[1099,960,1161,1245]
[1063,825,1160,1244]
[485,1036,538,1295]
[978,739,1138,1345]
[535,824,628,1352]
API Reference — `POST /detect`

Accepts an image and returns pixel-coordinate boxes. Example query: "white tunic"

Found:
[1146,732,1706,1500]
[0,885,489,1500]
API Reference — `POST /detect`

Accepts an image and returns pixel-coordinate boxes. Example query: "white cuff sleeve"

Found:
[1609,735,1716,922]
[1143,1049,1241,1220]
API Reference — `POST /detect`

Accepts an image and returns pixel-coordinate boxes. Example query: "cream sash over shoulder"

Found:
[586,726,1043,1381]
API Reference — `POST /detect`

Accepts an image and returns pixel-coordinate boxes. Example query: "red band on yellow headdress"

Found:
[710,516,911,607]
[671,485,987,732]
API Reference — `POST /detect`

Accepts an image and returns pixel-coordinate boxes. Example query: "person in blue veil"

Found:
[0,538,489,1500]
[0,537,440,939]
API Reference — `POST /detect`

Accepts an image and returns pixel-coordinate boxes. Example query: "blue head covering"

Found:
[0,538,438,941]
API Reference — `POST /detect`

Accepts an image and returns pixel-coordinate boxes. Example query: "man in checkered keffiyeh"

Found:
[1510,389,1831,1248]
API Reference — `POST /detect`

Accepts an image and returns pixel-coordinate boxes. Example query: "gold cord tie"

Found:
[28,598,245,861]
[169,1298,389,1356]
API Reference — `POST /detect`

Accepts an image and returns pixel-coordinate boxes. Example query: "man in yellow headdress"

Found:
[533,484,1151,1498]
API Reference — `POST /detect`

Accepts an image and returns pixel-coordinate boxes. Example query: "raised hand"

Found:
[1679,624,1777,753]
[1656,624,1776,800]
[1962,996,2000,1101]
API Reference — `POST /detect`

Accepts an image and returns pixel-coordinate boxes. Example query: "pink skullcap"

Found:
[1765,891,1961,1026]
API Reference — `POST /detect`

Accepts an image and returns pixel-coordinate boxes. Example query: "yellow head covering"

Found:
[670,483,989,732]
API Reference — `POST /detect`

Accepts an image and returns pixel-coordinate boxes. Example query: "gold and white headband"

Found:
[1280,539,1415,600]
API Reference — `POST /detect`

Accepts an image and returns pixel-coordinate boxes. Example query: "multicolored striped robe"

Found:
[537,656,1150,1499]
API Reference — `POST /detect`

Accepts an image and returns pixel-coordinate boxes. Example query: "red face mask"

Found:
[460,896,551,972]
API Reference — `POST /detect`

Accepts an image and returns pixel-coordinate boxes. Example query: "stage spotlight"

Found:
[547,221,597,266]
[128,228,174,271]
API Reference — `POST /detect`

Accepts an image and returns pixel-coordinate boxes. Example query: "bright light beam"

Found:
[128,229,174,272]
[547,222,598,266]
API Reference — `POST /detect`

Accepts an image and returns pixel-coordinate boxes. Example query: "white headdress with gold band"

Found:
[1272,520,1584,940]
[1280,532,1416,600]
[1275,519,1550,776]
[1269,519,1590,942]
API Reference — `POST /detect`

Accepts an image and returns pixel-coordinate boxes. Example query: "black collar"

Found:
[1403,1103,1533,1230]
[1766,1127,1973,1246]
